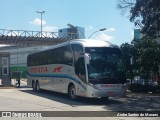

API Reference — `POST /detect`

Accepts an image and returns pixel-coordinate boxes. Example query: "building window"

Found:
[2,57,9,75]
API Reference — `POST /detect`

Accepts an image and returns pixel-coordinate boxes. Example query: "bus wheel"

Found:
[36,81,40,92]
[68,84,77,100]
[32,81,36,91]
[100,97,109,101]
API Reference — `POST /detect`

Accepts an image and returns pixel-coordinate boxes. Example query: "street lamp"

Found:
[36,11,45,37]
[88,28,106,39]
[67,23,86,39]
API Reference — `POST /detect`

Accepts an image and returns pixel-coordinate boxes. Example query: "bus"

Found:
[27,39,126,100]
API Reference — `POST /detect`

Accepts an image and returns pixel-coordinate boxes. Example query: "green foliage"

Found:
[120,43,134,78]
[120,37,160,80]
[136,37,160,79]
[130,0,160,37]
[117,0,160,37]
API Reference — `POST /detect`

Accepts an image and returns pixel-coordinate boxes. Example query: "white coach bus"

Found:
[27,39,126,100]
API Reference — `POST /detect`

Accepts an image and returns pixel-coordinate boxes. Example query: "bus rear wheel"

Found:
[32,81,36,91]
[68,84,77,100]
[35,81,40,92]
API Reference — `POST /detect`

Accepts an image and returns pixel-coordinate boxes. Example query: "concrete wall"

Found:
[0,52,11,86]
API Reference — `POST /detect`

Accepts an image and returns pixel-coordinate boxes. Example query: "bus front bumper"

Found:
[85,86,126,98]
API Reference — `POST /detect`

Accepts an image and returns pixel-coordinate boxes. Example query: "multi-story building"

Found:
[58,26,85,39]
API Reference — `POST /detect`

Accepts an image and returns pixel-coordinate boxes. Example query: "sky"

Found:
[0,0,135,46]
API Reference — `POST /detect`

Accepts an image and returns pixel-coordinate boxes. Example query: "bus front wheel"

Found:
[68,84,77,100]
[101,97,109,101]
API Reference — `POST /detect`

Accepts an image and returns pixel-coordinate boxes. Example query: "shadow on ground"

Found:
[19,85,160,111]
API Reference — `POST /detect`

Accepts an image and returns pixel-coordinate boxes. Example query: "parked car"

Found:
[152,81,160,93]
[129,79,160,93]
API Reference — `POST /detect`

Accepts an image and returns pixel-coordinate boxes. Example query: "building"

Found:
[58,26,85,39]
[0,26,85,78]
[134,28,160,43]
[0,46,49,78]
[134,29,143,40]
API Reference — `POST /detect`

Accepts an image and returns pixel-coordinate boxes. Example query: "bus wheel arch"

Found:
[68,83,77,100]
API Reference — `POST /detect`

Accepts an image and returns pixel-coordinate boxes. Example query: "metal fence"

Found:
[0,29,58,38]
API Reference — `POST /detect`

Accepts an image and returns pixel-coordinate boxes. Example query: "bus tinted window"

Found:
[85,47,126,84]
[27,45,73,66]
[71,44,86,82]
[63,45,73,65]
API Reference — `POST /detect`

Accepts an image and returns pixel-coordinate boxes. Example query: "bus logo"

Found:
[53,66,63,72]
[101,84,120,88]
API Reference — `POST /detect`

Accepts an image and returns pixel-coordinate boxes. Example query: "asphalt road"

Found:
[0,80,159,120]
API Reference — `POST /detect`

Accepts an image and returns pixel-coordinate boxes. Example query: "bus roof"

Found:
[28,39,119,55]
[48,39,119,49]
[69,39,118,48]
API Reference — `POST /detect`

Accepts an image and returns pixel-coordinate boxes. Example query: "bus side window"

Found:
[78,57,86,82]
[63,45,73,66]
[71,44,86,83]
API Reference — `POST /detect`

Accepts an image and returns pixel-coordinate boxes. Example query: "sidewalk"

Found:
[0,79,28,89]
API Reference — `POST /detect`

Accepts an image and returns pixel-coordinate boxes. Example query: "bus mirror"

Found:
[85,53,90,64]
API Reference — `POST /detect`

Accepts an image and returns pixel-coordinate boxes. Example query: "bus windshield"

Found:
[85,47,126,84]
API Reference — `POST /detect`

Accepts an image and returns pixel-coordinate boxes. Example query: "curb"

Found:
[0,85,15,89]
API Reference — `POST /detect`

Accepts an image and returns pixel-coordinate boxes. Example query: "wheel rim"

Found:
[69,86,76,99]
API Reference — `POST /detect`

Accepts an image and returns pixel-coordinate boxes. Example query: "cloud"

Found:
[30,18,58,33]
[86,25,116,35]
[30,18,47,26]
[85,26,115,41]
[96,33,114,41]
[42,26,59,37]
[86,26,97,32]
[86,26,116,32]
[106,28,116,32]
[43,26,58,32]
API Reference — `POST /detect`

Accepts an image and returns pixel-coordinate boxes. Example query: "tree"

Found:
[120,43,134,78]
[117,0,135,15]
[136,37,160,80]
[117,0,160,37]
[120,37,160,82]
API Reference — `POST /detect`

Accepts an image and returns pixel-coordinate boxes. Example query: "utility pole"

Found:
[36,11,45,37]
